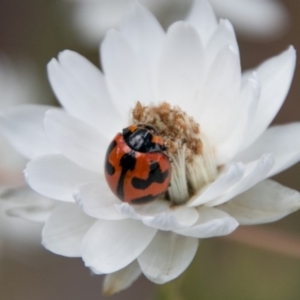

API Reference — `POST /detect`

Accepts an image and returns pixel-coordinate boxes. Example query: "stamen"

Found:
[131,101,218,204]
[168,146,190,204]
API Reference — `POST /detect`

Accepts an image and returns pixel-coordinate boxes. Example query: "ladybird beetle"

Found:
[104,124,171,204]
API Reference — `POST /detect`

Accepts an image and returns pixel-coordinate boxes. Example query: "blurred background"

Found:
[0,0,300,299]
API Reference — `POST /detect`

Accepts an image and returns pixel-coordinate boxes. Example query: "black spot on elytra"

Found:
[117,151,136,200]
[131,161,169,190]
[105,140,116,176]
[131,193,163,204]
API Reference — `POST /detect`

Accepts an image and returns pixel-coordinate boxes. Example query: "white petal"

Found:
[44,109,107,173]
[103,260,142,296]
[196,46,241,145]
[0,105,57,159]
[120,3,164,100]
[236,123,300,177]
[101,29,152,116]
[185,0,218,45]
[82,219,157,273]
[47,51,124,137]
[216,71,260,164]
[175,206,238,238]
[219,180,300,225]
[271,151,300,176]
[25,154,101,202]
[74,182,127,220]
[242,46,296,149]
[206,19,239,70]
[157,21,204,115]
[42,203,95,257]
[188,162,245,207]
[116,200,199,231]
[138,231,198,284]
[207,154,275,206]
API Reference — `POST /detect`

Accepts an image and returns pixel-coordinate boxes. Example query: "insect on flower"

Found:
[105,124,171,204]
[0,0,299,296]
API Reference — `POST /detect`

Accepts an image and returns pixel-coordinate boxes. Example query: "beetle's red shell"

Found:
[105,131,171,204]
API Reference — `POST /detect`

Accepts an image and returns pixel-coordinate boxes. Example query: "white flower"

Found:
[66,0,289,47]
[1,0,299,295]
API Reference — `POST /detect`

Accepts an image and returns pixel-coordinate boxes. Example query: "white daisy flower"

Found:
[1,0,299,295]
[66,0,289,47]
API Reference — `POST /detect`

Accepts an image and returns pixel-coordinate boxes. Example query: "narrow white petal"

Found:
[216,71,260,164]
[44,109,107,173]
[0,105,57,159]
[186,0,218,45]
[207,154,274,206]
[47,51,124,136]
[197,46,241,145]
[236,123,300,177]
[157,21,204,115]
[25,154,101,202]
[103,260,141,296]
[242,46,296,149]
[121,3,165,49]
[138,231,198,284]
[82,219,157,273]
[116,200,199,231]
[188,162,245,207]
[74,182,127,220]
[271,151,300,176]
[101,29,152,116]
[143,203,199,230]
[175,207,238,238]
[219,180,300,225]
[206,19,239,70]
[120,3,164,99]
[42,203,95,257]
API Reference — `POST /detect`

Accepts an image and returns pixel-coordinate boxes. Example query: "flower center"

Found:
[131,102,218,204]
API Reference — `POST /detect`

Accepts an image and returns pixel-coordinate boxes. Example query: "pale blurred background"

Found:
[0,0,300,299]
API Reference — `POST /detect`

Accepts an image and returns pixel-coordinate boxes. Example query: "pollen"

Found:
[131,102,218,204]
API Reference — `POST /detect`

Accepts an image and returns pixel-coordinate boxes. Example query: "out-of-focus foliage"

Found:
[158,238,300,300]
